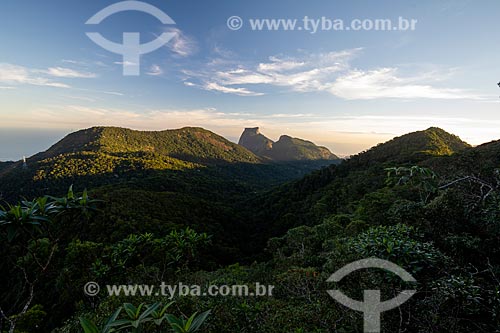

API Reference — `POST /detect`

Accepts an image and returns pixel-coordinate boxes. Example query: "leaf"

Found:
[79,317,100,333]
[103,307,123,333]
[158,301,174,317]
[123,303,137,319]
[169,322,185,333]
[107,319,133,328]
[67,185,75,200]
[139,302,160,321]
[166,314,185,328]
[189,310,211,332]
[7,226,19,242]
[185,312,197,330]
[135,303,144,318]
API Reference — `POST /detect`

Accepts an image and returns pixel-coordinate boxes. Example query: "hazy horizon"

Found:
[0,124,492,162]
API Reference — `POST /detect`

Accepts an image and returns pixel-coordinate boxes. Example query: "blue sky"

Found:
[0,0,499,160]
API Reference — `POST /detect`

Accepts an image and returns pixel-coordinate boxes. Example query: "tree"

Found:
[0,186,99,333]
[386,166,438,203]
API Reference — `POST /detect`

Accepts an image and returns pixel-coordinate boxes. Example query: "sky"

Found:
[0,0,499,160]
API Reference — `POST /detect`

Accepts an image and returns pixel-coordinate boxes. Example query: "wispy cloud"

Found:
[182,48,357,96]
[60,95,97,102]
[102,91,124,96]
[327,68,481,100]
[182,48,484,100]
[146,64,163,76]
[164,28,198,57]
[4,104,318,132]
[188,81,265,96]
[205,82,264,96]
[61,59,80,65]
[114,61,137,66]
[60,59,111,70]
[257,56,306,72]
[0,63,70,88]
[45,67,97,79]
[71,87,124,97]
[8,106,250,130]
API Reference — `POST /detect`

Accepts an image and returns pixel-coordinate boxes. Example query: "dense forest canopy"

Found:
[0,126,499,332]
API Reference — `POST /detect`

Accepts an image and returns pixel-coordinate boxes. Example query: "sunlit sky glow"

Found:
[1,0,499,160]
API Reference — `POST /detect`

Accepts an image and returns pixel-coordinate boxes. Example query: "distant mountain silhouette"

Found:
[238,127,339,162]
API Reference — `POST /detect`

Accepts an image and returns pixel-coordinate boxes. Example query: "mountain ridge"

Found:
[238,127,339,161]
[349,126,471,165]
[33,126,261,164]
[0,126,342,201]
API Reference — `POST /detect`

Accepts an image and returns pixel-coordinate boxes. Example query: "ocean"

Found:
[0,128,70,161]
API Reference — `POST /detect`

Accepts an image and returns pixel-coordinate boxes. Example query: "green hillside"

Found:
[350,127,470,165]
[1,127,499,333]
[34,126,261,164]
[0,126,340,266]
[271,135,338,161]
[0,126,337,200]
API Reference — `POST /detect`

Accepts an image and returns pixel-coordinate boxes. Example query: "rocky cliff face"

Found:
[238,127,274,156]
[238,128,339,161]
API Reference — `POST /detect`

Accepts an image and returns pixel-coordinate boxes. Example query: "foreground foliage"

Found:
[79,303,210,333]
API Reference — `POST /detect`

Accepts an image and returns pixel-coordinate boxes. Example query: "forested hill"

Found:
[0,125,342,256]
[0,161,12,172]
[349,126,470,165]
[0,126,343,201]
[245,127,474,242]
[33,126,261,164]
